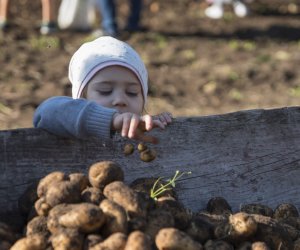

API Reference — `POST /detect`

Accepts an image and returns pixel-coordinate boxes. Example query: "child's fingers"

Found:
[127,114,141,138]
[140,114,153,131]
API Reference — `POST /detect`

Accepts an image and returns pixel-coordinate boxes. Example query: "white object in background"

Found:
[58,0,96,31]
[233,1,248,17]
[205,0,248,19]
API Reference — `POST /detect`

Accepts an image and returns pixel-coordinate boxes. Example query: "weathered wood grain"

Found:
[0,106,299,221]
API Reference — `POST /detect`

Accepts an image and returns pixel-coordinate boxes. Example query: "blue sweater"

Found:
[33,96,117,140]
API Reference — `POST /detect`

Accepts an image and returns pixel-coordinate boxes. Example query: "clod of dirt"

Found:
[123,143,134,156]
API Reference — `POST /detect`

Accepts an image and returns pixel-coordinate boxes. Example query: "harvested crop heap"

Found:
[1,161,300,250]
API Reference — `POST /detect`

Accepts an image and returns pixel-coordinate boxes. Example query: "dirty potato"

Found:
[58,203,105,233]
[206,197,232,216]
[34,197,51,216]
[144,209,175,239]
[273,203,299,220]
[89,232,127,250]
[37,171,66,198]
[155,227,203,250]
[10,233,48,250]
[124,231,152,250]
[81,186,105,205]
[140,148,157,162]
[88,161,124,189]
[104,181,145,217]
[69,172,89,192]
[51,228,84,250]
[83,234,103,250]
[124,143,134,156]
[99,199,128,236]
[185,216,212,244]
[26,216,49,238]
[240,203,274,217]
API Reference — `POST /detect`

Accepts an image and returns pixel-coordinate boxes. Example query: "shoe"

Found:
[0,20,8,31]
[233,1,248,17]
[40,22,58,35]
[205,4,224,19]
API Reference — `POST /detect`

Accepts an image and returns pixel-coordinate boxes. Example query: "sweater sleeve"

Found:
[33,96,117,140]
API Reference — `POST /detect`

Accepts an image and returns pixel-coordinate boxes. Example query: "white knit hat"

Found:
[69,36,148,105]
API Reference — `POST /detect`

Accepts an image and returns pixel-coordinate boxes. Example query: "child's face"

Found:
[86,65,144,114]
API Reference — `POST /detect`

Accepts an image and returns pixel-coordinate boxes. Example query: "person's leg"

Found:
[0,0,9,29]
[126,0,142,31]
[40,0,57,35]
[95,0,118,36]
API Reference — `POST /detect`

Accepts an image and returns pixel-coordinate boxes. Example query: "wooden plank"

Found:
[0,106,300,219]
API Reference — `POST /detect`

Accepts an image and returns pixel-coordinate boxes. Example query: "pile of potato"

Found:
[1,160,300,250]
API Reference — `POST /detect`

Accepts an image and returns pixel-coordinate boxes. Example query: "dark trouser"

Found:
[96,0,142,34]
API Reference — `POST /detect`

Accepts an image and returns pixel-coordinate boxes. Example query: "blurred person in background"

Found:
[205,0,249,19]
[93,0,146,37]
[0,0,57,35]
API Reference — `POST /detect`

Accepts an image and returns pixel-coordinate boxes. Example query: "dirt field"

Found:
[0,0,299,130]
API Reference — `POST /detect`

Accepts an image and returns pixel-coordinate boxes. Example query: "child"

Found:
[0,0,57,34]
[33,36,172,144]
[205,0,248,19]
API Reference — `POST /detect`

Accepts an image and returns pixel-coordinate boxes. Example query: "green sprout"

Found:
[150,170,192,200]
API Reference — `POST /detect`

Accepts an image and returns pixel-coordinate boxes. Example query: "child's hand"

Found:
[153,112,173,126]
[112,112,172,144]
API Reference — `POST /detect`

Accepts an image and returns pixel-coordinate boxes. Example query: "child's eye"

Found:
[126,92,138,97]
[98,90,112,96]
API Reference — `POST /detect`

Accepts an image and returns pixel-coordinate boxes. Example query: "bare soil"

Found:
[0,0,300,130]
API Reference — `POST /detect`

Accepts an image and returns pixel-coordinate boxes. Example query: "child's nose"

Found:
[112,95,127,107]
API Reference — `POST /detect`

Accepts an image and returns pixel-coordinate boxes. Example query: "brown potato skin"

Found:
[10,233,48,250]
[89,232,127,250]
[57,203,105,233]
[155,227,203,250]
[88,161,124,189]
[51,228,84,250]
[240,203,274,217]
[26,216,49,237]
[99,199,128,236]
[103,181,145,217]
[37,171,66,198]
[81,187,105,205]
[69,172,89,192]
[124,231,152,250]
[140,149,156,162]
[204,239,234,250]
[123,143,134,155]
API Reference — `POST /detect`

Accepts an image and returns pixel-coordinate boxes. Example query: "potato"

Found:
[214,212,257,243]
[124,143,134,155]
[137,143,148,152]
[89,232,127,250]
[273,203,299,220]
[88,161,124,189]
[104,181,146,217]
[45,180,81,207]
[83,234,103,250]
[240,203,273,217]
[10,233,48,250]
[206,197,232,216]
[155,227,203,250]
[144,209,175,239]
[124,231,152,250]
[81,187,105,205]
[128,216,148,232]
[99,199,128,237]
[69,172,89,192]
[26,216,49,238]
[37,171,66,198]
[251,214,293,250]
[51,228,84,250]
[195,211,228,229]
[140,148,156,162]
[185,216,212,244]
[34,197,51,216]
[204,239,234,250]
[156,197,192,230]
[251,241,270,250]
[58,203,105,233]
